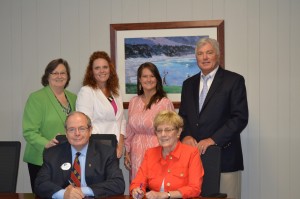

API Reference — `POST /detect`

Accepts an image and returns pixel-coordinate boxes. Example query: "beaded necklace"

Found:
[56,94,72,115]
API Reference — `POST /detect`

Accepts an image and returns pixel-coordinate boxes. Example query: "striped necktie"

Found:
[70,152,81,187]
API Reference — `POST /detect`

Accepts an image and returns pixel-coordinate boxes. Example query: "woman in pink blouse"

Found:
[124,62,174,181]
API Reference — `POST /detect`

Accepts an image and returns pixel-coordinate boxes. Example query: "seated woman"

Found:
[130,110,204,199]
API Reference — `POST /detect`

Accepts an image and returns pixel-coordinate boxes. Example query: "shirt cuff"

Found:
[81,186,94,197]
[52,189,65,199]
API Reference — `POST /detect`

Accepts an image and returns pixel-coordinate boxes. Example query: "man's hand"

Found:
[64,185,84,199]
[181,136,198,147]
[197,138,215,154]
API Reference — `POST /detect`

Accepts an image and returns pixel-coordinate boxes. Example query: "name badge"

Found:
[61,162,71,170]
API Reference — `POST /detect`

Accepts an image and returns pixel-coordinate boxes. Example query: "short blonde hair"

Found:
[154,110,183,130]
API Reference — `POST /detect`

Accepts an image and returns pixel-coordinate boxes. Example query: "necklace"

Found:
[55,94,71,115]
[107,95,113,102]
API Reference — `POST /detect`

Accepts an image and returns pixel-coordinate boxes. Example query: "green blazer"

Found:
[23,86,77,166]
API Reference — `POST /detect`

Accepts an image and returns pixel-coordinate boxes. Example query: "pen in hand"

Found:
[68,180,76,187]
[136,183,143,199]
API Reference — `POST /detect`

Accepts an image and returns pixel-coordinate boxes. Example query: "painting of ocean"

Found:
[124,35,208,94]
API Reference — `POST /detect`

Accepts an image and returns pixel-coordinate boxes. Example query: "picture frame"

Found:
[110,20,224,109]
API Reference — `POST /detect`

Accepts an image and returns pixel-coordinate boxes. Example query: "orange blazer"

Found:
[130,142,204,198]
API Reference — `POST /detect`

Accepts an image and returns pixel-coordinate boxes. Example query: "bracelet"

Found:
[167,191,171,199]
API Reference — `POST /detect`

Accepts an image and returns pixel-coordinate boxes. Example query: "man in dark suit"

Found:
[179,38,248,199]
[34,111,125,199]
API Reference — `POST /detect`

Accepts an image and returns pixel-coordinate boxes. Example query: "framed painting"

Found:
[110,20,224,109]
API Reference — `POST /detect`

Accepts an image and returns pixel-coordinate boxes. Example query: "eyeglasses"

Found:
[155,128,176,135]
[50,72,67,77]
[66,126,89,134]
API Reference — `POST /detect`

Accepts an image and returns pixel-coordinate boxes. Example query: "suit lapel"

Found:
[85,140,97,184]
[61,143,72,181]
[192,73,201,115]
[44,86,66,125]
[96,89,117,118]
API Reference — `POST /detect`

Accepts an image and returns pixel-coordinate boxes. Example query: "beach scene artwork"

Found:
[124,35,208,94]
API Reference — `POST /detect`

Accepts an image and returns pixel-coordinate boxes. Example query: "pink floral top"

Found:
[125,96,174,180]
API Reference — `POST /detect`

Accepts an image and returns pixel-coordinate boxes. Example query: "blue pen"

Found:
[136,183,143,199]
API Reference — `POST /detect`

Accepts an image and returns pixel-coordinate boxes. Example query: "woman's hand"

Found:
[145,191,168,199]
[45,137,59,149]
[124,151,131,170]
[116,134,125,158]
[131,187,144,199]
[116,143,124,158]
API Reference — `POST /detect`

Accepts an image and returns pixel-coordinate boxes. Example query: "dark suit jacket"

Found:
[179,67,248,172]
[34,139,125,198]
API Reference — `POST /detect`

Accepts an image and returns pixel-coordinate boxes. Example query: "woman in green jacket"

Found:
[22,58,77,192]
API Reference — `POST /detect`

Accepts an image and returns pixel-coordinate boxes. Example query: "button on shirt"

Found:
[130,142,204,198]
[52,144,94,198]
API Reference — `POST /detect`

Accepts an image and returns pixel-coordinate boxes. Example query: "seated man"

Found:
[35,111,125,199]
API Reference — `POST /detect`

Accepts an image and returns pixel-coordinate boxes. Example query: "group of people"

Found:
[22,38,248,199]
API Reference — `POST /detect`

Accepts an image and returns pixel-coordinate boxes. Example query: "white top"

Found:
[76,86,126,141]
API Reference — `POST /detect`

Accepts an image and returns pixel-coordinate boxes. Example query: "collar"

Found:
[202,65,219,79]
[71,143,89,157]
[159,141,183,163]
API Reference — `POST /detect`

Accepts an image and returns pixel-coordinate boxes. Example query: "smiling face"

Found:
[156,123,181,153]
[92,58,110,87]
[196,42,219,75]
[139,68,157,93]
[48,64,68,89]
[65,112,92,151]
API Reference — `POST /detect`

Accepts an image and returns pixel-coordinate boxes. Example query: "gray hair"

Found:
[64,111,92,129]
[195,37,220,65]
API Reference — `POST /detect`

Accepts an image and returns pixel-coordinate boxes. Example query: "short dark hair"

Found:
[41,58,71,88]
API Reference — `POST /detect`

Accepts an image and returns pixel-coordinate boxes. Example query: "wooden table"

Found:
[0,193,229,199]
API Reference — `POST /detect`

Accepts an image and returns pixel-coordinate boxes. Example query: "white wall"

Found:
[0,0,299,198]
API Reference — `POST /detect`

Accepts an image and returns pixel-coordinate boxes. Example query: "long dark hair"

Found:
[137,62,166,109]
